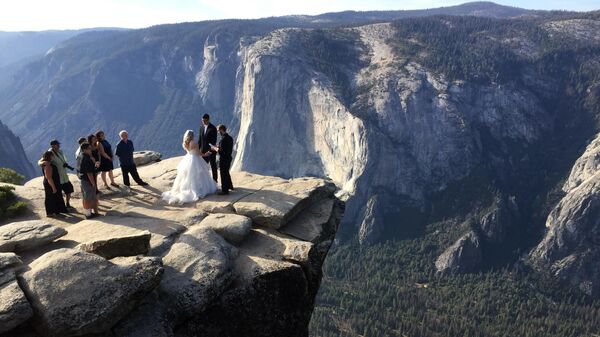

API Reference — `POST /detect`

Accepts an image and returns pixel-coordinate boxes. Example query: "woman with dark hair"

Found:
[41,151,68,217]
[87,134,100,163]
[96,131,118,189]
[87,134,101,194]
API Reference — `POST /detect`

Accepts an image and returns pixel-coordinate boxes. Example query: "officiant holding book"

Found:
[210,124,234,195]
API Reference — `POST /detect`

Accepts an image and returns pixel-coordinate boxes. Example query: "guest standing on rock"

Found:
[79,143,100,219]
[75,137,87,173]
[96,131,119,189]
[87,134,102,194]
[115,130,148,187]
[210,124,234,195]
[41,151,68,217]
[199,113,218,182]
[37,140,75,209]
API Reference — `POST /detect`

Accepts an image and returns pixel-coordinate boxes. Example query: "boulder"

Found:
[0,272,33,333]
[19,249,163,337]
[133,151,162,167]
[0,252,22,270]
[435,231,482,274]
[65,219,151,259]
[159,227,237,318]
[200,213,252,244]
[233,178,336,229]
[0,221,67,253]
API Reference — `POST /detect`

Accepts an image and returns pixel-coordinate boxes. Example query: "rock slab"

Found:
[233,178,336,229]
[0,220,67,253]
[65,220,152,259]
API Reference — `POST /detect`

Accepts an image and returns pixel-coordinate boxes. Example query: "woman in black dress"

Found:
[96,131,118,189]
[42,151,68,217]
[87,134,101,194]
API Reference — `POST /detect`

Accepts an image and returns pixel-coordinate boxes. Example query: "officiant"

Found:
[211,124,234,195]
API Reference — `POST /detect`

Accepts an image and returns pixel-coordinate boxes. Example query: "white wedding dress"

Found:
[162,142,217,204]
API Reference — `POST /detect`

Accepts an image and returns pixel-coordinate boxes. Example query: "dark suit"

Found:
[199,123,218,181]
[217,133,234,193]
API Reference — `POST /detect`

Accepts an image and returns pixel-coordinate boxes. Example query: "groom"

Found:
[211,124,234,195]
[199,113,218,182]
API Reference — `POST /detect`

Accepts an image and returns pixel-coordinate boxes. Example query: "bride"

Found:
[162,130,217,204]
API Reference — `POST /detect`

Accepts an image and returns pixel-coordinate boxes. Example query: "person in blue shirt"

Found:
[115,130,148,187]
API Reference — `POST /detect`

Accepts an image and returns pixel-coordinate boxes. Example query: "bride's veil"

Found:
[182,130,194,151]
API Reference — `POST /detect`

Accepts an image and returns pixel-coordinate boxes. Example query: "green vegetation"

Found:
[0,185,27,220]
[391,15,600,85]
[300,29,367,106]
[0,167,25,185]
[310,236,600,337]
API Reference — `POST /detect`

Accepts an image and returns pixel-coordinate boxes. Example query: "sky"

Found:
[0,0,598,32]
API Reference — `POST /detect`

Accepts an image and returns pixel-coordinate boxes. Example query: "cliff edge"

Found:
[0,154,343,337]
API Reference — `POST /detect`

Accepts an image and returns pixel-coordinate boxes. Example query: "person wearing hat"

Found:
[38,139,75,209]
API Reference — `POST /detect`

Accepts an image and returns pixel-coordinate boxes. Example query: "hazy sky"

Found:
[0,0,598,31]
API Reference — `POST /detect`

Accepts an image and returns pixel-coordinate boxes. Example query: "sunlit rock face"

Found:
[232,23,553,244]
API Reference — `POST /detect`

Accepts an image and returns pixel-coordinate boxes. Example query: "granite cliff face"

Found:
[232,22,561,245]
[0,121,35,178]
[530,132,600,297]
[0,156,342,336]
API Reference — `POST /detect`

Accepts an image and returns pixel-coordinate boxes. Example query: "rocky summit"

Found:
[0,155,342,337]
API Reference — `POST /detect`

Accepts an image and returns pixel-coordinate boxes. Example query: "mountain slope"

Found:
[0,120,35,178]
[0,30,82,68]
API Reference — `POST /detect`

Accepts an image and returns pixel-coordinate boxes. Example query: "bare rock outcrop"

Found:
[0,156,342,337]
[530,170,600,297]
[435,231,482,275]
